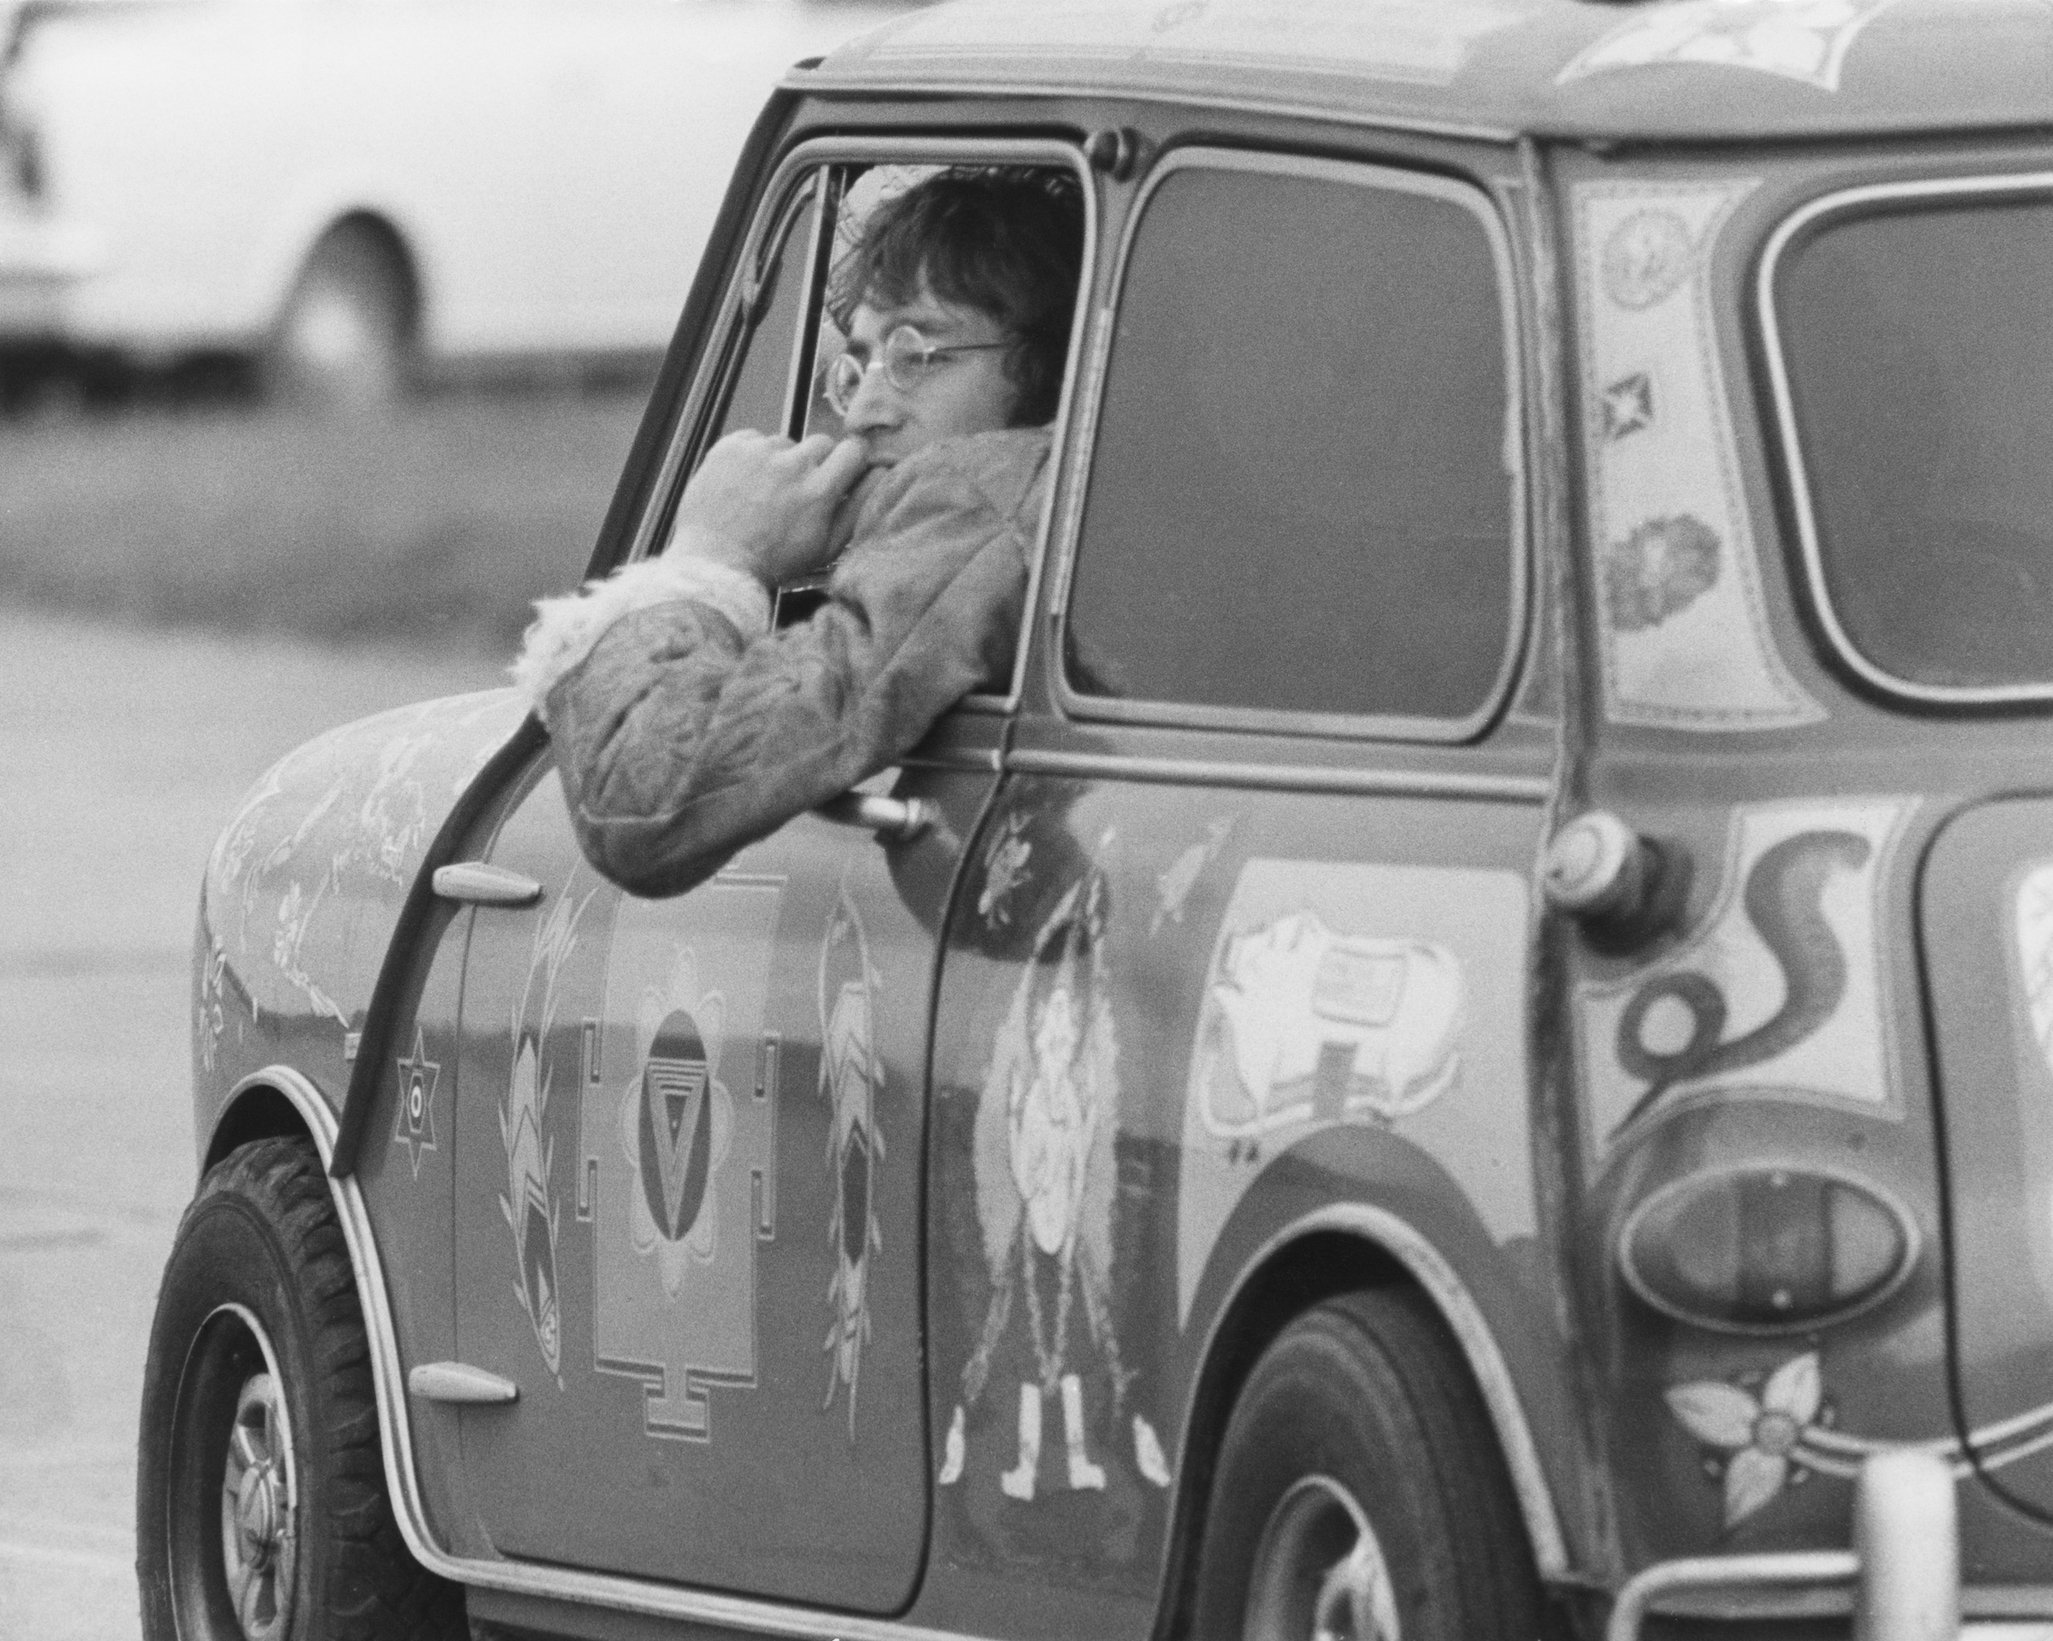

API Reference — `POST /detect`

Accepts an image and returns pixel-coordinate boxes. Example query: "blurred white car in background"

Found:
[0,0,914,395]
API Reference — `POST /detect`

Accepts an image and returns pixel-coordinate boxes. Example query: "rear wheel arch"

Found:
[1158,1216,1568,1638]
[205,1083,315,1176]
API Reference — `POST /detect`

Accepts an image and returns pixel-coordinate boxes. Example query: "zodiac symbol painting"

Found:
[939,866,1172,1505]
[1577,799,1912,1145]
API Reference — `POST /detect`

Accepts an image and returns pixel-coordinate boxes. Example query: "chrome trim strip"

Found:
[1193,1202,1569,1580]
[1605,1552,1857,1641]
[785,69,1520,146]
[626,133,1100,719]
[233,1068,996,1639]
[1006,747,1550,802]
[1042,145,1529,745]
[1758,170,2053,708]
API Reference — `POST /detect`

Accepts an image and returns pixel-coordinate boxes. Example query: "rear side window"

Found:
[1767,183,2053,700]
[1063,151,1520,735]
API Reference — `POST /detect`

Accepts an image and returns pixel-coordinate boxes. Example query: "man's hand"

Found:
[665,430,870,585]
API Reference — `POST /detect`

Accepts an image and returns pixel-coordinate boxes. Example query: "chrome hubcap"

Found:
[220,1370,296,1640]
[1246,1475,1401,1641]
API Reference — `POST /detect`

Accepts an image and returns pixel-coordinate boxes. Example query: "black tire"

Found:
[264,222,416,408]
[136,1135,465,1641]
[1188,1288,1541,1641]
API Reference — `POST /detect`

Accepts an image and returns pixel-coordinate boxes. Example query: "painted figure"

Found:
[940,868,1172,1504]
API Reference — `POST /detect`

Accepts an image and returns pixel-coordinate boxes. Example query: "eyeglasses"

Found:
[822,324,1009,417]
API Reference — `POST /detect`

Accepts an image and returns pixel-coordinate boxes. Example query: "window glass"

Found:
[1775,194,2053,690]
[1064,160,1515,726]
[711,173,819,442]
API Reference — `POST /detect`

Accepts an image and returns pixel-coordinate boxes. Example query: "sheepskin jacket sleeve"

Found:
[514,426,1051,898]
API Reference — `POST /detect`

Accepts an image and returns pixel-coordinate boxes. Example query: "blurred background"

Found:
[0,0,920,1629]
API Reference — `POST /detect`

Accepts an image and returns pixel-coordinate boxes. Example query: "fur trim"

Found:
[509,556,770,716]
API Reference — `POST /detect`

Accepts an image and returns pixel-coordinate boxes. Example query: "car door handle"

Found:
[431,862,545,906]
[815,792,937,843]
[407,1362,519,1405]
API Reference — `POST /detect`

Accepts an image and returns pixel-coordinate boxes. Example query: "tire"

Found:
[136,1135,465,1641]
[264,222,416,408]
[1187,1288,1541,1641]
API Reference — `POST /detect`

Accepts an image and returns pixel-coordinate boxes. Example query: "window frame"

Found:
[1758,169,2053,708]
[622,132,1100,715]
[1048,144,1529,744]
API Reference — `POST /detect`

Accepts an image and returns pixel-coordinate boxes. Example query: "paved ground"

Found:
[0,607,498,1638]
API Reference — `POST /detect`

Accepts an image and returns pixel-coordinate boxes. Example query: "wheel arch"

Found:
[1156,1207,1569,1638]
[203,1079,321,1176]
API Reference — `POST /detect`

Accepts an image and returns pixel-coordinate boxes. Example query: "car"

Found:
[139,0,2053,1636]
[0,0,912,397]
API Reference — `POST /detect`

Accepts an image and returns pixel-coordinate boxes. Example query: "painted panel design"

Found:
[1176,858,1532,1322]
[1572,178,1824,730]
[580,874,783,1441]
[819,885,882,1436]
[1558,0,1895,91]
[1577,798,1911,1148]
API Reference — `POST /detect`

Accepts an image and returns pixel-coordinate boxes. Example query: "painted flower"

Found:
[1666,1352,1823,1526]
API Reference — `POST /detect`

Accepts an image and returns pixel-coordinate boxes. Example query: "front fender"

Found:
[192,689,529,1166]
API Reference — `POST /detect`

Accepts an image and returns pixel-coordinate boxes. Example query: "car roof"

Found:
[800,0,2053,145]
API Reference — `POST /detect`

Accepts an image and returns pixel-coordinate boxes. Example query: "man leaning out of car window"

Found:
[512,166,1085,899]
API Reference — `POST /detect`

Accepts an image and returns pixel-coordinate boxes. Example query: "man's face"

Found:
[837,287,1018,467]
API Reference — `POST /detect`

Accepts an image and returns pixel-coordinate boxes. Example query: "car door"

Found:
[438,140,1087,1610]
[917,143,1566,1609]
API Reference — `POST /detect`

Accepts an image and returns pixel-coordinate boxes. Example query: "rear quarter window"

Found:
[1765,179,2053,701]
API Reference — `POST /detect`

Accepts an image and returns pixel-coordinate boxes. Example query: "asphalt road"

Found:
[0,607,498,1638]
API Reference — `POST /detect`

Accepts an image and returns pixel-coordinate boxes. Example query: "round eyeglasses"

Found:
[823,324,1009,418]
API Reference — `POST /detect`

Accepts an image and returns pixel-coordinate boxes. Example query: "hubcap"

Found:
[1245,1475,1401,1641]
[219,1369,297,1641]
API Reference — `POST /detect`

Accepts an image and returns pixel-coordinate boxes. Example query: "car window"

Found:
[1062,152,1519,733]
[1770,186,2053,696]
[710,172,823,443]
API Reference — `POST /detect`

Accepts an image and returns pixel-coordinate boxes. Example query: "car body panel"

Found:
[806,0,2053,144]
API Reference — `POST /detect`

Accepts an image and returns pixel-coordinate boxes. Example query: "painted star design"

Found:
[1603,371,1656,441]
[393,1025,441,1178]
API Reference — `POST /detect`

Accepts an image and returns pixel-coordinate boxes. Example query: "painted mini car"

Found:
[138,1,2053,1637]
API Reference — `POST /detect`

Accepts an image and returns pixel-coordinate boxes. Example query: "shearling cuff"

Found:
[510,555,772,716]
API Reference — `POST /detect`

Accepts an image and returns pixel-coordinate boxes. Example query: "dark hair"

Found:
[828,166,1084,427]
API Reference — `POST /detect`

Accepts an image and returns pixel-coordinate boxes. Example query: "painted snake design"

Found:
[1617,830,1871,1127]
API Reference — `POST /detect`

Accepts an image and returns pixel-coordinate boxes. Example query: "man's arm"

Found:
[514,428,1051,898]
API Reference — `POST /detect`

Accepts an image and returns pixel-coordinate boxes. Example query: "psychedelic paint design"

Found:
[819,886,883,1438]
[866,0,1521,87]
[499,886,593,1382]
[1559,0,1895,91]
[1177,859,1531,1324]
[1667,1349,2053,1529]
[940,861,1173,1503]
[202,690,527,1041]
[1577,798,1912,1147]
[1572,180,1824,730]
[583,876,782,1441]
[392,1025,441,1179]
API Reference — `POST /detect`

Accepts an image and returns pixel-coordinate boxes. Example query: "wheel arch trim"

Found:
[1190,1203,1570,1581]
[232,1066,993,1640]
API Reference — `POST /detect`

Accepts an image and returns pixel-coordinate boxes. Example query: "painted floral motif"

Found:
[978,812,1033,930]
[196,940,229,1073]
[1559,0,1893,92]
[1604,514,1722,633]
[1151,817,1235,936]
[1602,210,1695,311]
[1668,1352,1830,1526]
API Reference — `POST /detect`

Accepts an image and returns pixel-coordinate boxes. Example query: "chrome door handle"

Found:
[431,862,544,906]
[815,792,937,843]
[407,1361,519,1404]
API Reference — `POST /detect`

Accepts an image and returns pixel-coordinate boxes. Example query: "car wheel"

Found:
[264,222,416,408]
[1187,1288,1541,1641]
[136,1135,464,1641]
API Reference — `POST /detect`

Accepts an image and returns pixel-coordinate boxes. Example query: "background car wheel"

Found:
[264,220,417,408]
[137,1135,465,1641]
[1188,1287,1541,1641]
